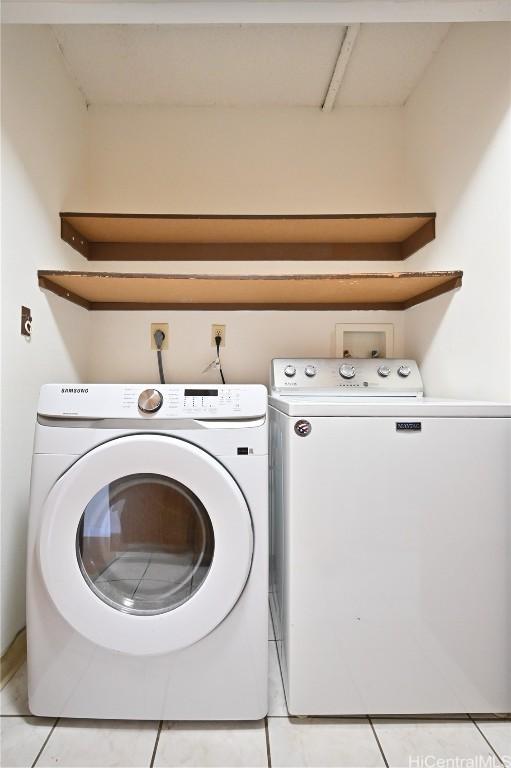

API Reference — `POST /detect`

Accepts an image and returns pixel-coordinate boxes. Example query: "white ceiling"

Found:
[5,1,510,24]
[336,23,449,106]
[53,22,450,108]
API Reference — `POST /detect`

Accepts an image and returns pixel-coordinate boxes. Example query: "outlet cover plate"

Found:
[211,324,226,347]
[151,323,169,350]
[21,306,32,337]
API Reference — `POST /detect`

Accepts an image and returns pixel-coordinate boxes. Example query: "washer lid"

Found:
[38,434,253,655]
[269,395,511,417]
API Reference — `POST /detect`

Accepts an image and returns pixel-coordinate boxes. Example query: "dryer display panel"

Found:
[37,383,267,420]
[77,473,214,616]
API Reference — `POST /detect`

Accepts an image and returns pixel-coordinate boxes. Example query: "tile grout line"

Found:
[368,716,389,768]
[264,715,272,768]
[31,716,60,767]
[149,719,163,768]
[468,714,505,766]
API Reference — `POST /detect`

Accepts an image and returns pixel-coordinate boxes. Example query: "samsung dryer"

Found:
[269,358,511,716]
[27,384,268,720]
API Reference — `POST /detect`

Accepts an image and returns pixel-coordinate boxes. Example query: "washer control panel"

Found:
[271,359,423,396]
[38,384,267,420]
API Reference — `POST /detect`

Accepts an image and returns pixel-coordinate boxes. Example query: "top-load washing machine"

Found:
[269,358,511,716]
[27,383,268,720]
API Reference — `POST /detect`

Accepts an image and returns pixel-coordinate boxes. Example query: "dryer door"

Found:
[38,434,253,655]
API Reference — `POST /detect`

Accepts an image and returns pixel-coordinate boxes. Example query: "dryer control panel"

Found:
[271,358,423,397]
[38,384,267,420]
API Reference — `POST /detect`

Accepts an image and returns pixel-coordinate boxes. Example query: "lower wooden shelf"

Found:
[38,270,462,311]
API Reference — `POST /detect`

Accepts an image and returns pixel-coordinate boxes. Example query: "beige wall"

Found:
[87,310,406,386]
[85,104,412,384]
[86,104,410,219]
[1,26,90,653]
[403,22,511,400]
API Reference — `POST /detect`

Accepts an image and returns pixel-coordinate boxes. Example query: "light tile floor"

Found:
[1,604,510,768]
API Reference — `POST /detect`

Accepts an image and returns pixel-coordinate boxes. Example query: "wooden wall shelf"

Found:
[60,212,436,261]
[38,270,462,311]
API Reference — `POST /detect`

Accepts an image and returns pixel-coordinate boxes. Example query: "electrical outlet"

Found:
[151,323,169,350]
[211,324,226,347]
[21,306,32,337]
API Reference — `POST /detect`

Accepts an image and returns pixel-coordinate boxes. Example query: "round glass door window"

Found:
[76,473,214,615]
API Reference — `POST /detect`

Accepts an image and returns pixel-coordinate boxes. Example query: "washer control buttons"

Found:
[397,364,412,378]
[138,388,163,413]
[339,364,356,380]
[284,365,297,378]
[304,365,317,378]
[377,365,391,378]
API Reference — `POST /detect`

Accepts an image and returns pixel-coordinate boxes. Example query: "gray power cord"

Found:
[154,329,166,384]
[215,334,226,384]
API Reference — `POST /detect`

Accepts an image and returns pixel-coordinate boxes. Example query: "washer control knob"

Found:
[339,364,356,380]
[377,365,391,378]
[284,365,296,378]
[397,364,411,378]
[138,388,163,413]
[304,365,317,378]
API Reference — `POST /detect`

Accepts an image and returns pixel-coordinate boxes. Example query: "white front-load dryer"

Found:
[27,383,268,720]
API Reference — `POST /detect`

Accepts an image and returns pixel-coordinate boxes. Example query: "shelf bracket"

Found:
[38,274,92,310]
[400,218,436,259]
[61,216,89,258]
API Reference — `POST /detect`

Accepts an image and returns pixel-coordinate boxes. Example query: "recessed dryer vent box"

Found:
[335,323,394,359]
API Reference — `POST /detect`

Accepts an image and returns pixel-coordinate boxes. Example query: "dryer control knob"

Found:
[138,388,163,413]
[397,365,411,378]
[339,364,356,379]
[284,365,296,378]
[304,365,317,378]
[377,365,391,378]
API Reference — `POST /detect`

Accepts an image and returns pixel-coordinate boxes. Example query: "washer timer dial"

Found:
[339,364,356,380]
